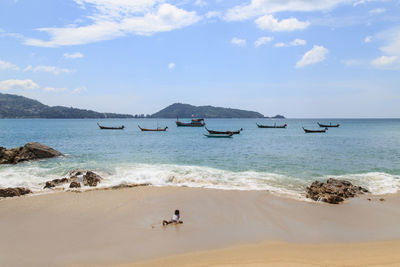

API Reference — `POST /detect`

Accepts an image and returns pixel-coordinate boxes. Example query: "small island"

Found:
[0,93,133,119]
[151,103,271,118]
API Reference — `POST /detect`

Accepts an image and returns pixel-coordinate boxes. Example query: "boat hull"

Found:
[176,121,205,127]
[206,127,242,135]
[97,123,124,130]
[204,134,233,138]
[257,123,287,128]
[303,127,326,133]
[318,123,340,128]
[138,126,168,131]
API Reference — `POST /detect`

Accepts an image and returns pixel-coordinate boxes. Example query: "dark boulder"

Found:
[83,171,102,187]
[69,182,81,188]
[0,143,62,164]
[0,187,32,198]
[306,178,369,204]
[43,178,70,189]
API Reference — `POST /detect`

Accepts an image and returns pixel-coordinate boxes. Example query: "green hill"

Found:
[0,93,133,118]
[151,103,265,118]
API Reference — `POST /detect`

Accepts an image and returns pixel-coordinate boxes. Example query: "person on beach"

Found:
[163,210,183,226]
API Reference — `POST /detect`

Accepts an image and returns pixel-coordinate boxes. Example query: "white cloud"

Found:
[64,52,84,59]
[353,0,382,6]
[225,0,351,21]
[255,15,310,32]
[194,0,207,7]
[254,36,274,47]
[206,11,222,19]
[231,37,246,46]
[24,2,201,47]
[371,56,398,66]
[24,65,72,75]
[168,62,175,69]
[296,45,328,68]
[371,26,400,69]
[43,87,67,92]
[72,86,88,94]
[369,7,386,14]
[0,79,39,91]
[0,60,20,71]
[275,38,306,47]
[364,36,372,43]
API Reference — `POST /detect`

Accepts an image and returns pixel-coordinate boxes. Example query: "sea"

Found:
[1,118,399,199]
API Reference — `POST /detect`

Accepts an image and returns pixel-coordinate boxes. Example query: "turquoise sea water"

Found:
[1,119,399,198]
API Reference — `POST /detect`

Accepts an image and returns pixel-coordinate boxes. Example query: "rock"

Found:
[0,143,62,164]
[0,187,32,198]
[69,182,81,188]
[83,171,102,187]
[43,178,69,189]
[379,198,385,201]
[306,178,369,204]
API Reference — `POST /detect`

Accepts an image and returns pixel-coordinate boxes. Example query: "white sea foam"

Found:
[1,163,399,198]
[324,172,400,195]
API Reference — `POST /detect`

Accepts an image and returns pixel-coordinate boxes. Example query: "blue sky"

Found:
[0,0,399,118]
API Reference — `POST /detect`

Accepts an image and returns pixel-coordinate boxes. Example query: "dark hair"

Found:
[175,210,180,215]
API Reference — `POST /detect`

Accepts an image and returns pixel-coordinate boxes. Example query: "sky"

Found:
[0,0,400,118]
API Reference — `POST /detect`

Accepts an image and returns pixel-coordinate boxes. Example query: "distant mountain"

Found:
[151,103,265,118]
[269,115,285,119]
[0,93,133,118]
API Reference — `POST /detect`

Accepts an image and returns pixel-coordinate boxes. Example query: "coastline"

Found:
[1,186,400,266]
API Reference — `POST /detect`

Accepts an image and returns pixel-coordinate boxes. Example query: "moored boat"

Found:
[205,127,242,135]
[303,127,327,133]
[138,125,168,132]
[176,118,205,127]
[318,122,340,128]
[204,133,233,138]
[256,123,287,128]
[97,123,125,130]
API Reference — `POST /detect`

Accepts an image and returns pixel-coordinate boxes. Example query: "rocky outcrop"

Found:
[43,178,70,189]
[0,142,62,164]
[69,182,81,188]
[0,187,32,198]
[83,171,102,187]
[306,178,369,204]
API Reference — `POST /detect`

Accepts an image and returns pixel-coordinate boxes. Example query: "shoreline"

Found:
[1,187,400,266]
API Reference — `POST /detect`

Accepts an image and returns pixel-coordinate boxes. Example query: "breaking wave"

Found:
[1,163,399,198]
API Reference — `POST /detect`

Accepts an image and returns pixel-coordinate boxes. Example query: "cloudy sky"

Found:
[1,0,399,117]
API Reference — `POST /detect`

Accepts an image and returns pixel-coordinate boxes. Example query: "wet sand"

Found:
[0,187,399,266]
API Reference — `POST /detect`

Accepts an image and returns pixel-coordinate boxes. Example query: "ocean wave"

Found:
[0,163,399,197]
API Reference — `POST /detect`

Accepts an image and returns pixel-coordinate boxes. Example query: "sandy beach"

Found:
[1,187,400,267]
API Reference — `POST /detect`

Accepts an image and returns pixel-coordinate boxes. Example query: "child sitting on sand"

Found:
[163,210,183,226]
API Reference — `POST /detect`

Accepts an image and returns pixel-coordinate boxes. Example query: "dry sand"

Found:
[0,187,399,267]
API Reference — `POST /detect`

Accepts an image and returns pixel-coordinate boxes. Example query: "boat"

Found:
[204,133,233,138]
[256,123,287,129]
[205,127,242,135]
[318,122,340,128]
[303,127,327,133]
[97,123,125,130]
[176,118,205,127]
[138,125,168,132]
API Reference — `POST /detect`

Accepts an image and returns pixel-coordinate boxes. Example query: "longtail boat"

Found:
[206,127,242,135]
[97,123,125,130]
[176,118,205,127]
[138,125,168,132]
[303,127,327,133]
[204,133,233,138]
[256,123,287,129]
[318,122,340,128]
